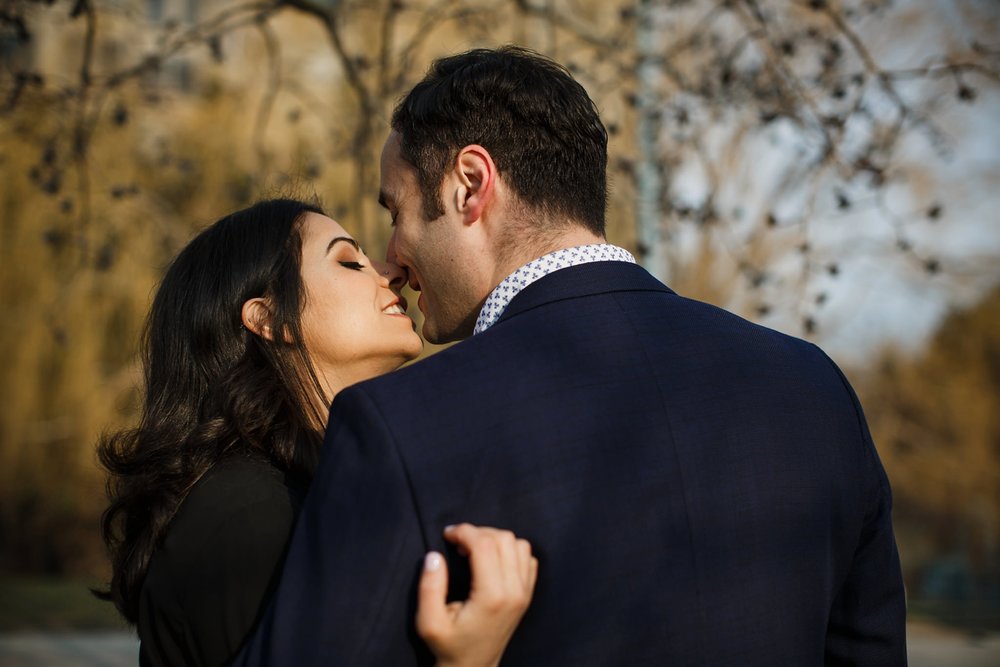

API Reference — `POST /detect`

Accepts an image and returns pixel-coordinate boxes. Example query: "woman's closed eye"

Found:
[339,260,366,271]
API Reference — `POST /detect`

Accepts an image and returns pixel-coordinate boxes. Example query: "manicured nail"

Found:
[443,524,456,534]
[425,551,442,572]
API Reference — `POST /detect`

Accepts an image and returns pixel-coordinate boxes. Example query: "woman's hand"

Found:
[416,524,539,667]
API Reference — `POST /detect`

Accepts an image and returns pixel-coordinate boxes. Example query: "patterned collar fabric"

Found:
[473,244,637,335]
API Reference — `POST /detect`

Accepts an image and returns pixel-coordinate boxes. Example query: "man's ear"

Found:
[241,297,275,341]
[452,144,496,224]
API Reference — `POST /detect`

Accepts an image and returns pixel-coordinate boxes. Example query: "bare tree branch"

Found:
[283,0,375,119]
[253,18,283,168]
[102,1,279,88]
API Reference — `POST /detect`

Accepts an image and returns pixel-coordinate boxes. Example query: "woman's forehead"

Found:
[300,212,353,245]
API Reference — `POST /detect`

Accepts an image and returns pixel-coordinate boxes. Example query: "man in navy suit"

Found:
[237,46,906,665]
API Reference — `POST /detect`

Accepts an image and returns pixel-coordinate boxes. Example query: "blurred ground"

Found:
[0,621,997,665]
[906,620,1000,667]
[0,632,136,666]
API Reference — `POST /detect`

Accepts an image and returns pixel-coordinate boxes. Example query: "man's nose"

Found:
[385,233,399,265]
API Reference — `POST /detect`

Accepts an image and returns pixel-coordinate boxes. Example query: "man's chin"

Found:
[420,319,469,346]
[420,323,451,346]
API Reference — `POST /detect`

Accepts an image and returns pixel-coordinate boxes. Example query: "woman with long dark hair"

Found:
[97,199,536,667]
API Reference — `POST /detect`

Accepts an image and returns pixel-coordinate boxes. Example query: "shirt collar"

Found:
[473,243,637,335]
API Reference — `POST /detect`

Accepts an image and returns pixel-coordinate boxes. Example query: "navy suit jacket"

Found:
[234,261,906,665]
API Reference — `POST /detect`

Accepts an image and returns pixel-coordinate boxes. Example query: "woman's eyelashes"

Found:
[339,260,366,271]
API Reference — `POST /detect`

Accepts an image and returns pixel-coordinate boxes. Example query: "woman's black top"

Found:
[137,454,307,667]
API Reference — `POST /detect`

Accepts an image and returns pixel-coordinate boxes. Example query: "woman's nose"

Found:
[371,259,407,291]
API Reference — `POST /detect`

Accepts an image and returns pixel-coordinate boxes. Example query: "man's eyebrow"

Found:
[326,236,359,255]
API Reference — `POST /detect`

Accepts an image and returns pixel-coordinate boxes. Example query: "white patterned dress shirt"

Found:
[473,243,637,335]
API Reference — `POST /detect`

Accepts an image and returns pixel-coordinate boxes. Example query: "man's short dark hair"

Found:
[391,46,608,236]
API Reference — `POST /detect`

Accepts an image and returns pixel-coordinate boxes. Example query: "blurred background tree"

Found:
[0,0,997,628]
[859,285,1000,625]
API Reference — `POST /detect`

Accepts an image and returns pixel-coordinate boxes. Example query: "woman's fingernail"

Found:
[425,551,442,572]
[443,524,456,534]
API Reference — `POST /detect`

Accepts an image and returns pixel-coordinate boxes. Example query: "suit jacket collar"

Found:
[496,261,674,326]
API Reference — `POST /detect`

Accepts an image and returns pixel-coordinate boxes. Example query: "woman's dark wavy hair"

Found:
[390,45,608,236]
[96,199,327,624]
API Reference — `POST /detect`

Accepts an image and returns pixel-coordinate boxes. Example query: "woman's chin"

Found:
[403,333,424,361]
[380,342,423,374]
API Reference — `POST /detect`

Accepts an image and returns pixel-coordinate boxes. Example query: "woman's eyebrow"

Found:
[325,236,360,255]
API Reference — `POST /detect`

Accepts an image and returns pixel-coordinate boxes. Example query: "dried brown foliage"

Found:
[859,285,1000,606]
